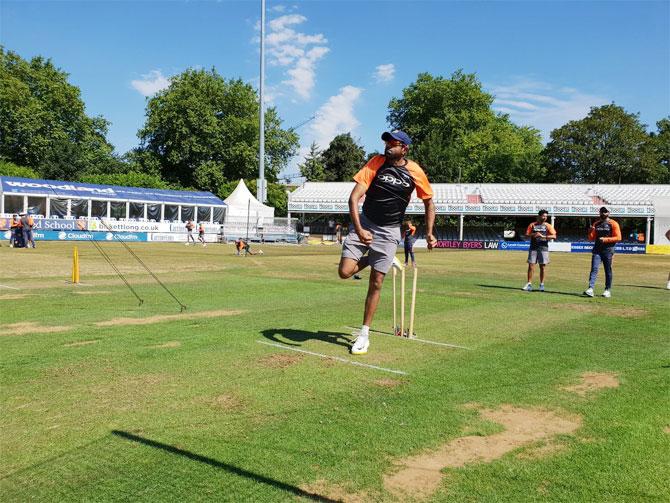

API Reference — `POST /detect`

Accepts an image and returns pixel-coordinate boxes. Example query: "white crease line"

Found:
[345,326,470,350]
[0,285,20,290]
[256,340,408,376]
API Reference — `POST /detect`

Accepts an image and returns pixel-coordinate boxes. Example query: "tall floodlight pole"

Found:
[258,0,266,202]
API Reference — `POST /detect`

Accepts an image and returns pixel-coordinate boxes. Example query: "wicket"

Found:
[393,264,418,338]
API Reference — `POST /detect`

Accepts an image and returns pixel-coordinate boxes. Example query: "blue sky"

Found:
[2,0,669,179]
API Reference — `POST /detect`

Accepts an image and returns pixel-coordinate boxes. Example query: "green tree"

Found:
[0,47,117,178]
[0,159,40,178]
[387,71,543,182]
[80,172,169,189]
[461,119,545,182]
[193,160,226,194]
[138,68,299,188]
[648,117,670,183]
[321,133,366,182]
[299,142,326,181]
[544,104,663,184]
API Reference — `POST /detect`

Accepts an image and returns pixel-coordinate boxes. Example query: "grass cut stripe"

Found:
[256,340,409,376]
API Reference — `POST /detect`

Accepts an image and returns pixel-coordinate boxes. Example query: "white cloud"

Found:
[489,78,608,142]
[309,85,364,149]
[131,70,170,97]
[263,13,329,100]
[282,85,363,181]
[374,63,395,83]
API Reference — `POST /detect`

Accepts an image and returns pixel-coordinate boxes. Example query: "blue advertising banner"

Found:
[1,176,224,205]
[498,241,530,251]
[31,230,147,242]
[570,242,646,254]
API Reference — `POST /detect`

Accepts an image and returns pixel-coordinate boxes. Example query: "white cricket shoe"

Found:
[666,281,670,290]
[602,290,611,298]
[350,336,369,355]
[522,282,532,292]
[583,288,594,297]
[392,256,404,271]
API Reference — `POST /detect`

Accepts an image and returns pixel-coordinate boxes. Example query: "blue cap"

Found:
[382,130,412,145]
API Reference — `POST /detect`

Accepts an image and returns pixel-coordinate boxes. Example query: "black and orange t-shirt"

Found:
[588,218,621,251]
[353,155,433,227]
[525,222,556,250]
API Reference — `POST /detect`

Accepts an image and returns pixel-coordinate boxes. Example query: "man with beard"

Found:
[338,130,437,355]
[583,207,621,298]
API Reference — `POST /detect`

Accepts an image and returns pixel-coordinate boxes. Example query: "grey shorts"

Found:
[528,249,550,264]
[341,214,401,274]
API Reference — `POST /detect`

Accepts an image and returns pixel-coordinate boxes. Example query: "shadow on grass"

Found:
[111,431,340,502]
[619,284,668,291]
[477,284,585,298]
[261,328,352,349]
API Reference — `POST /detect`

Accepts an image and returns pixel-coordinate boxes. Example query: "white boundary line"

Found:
[345,326,470,350]
[256,340,408,376]
[0,285,20,290]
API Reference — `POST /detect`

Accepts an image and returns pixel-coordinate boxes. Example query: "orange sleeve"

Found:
[352,155,385,188]
[410,224,416,236]
[603,220,622,243]
[546,223,557,238]
[588,224,597,241]
[406,161,433,199]
[526,223,534,237]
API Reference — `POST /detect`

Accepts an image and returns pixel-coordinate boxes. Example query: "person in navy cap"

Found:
[338,129,436,355]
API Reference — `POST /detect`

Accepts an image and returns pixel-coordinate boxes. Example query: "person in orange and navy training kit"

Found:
[9,214,20,247]
[20,213,35,248]
[522,209,556,292]
[338,130,436,355]
[185,220,196,245]
[403,220,417,267]
[583,207,621,298]
[197,223,207,247]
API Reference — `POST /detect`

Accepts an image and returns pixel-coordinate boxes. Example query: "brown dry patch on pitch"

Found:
[383,405,581,500]
[537,480,551,496]
[64,340,99,347]
[517,440,568,460]
[664,426,670,434]
[147,341,181,349]
[301,480,370,503]
[206,393,244,411]
[95,309,243,327]
[373,378,404,388]
[0,321,72,336]
[0,294,32,300]
[562,372,619,396]
[563,303,647,318]
[258,353,303,369]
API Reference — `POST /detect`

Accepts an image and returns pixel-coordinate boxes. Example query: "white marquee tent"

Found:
[223,179,274,223]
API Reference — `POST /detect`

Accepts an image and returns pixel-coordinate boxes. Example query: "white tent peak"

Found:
[223,179,274,221]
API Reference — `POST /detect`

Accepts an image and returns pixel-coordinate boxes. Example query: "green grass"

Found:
[1,242,668,502]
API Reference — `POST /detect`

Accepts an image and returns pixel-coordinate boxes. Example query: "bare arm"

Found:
[423,198,437,249]
[349,182,373,245]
